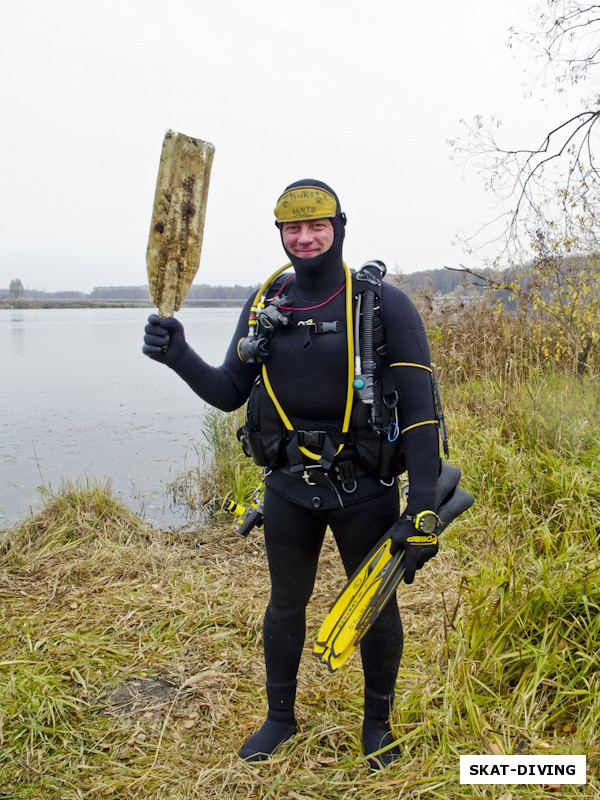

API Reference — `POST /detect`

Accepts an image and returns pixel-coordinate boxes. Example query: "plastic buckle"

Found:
[298,430,326,449]
[302,467,319,486]
[315,321,342,334]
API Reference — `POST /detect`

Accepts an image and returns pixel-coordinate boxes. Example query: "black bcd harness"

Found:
[237,262,408,489]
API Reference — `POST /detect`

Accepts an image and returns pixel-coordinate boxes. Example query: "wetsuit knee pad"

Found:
[364,599,402,637]
[265,601,307,625]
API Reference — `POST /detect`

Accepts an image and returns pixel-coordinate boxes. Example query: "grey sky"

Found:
[0,0,576,292]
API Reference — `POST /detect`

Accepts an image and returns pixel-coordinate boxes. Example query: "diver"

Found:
[142,179,442,769]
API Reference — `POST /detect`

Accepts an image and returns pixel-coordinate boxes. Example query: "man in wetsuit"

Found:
[143,179,441,768]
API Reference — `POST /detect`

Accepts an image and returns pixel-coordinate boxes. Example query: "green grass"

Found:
[167,406,262,520]
[0,374,599,798]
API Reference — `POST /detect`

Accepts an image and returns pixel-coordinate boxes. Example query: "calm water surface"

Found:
[1,307,243,528]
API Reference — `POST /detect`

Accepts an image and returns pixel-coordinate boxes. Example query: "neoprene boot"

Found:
[238,680,297,762]
[362,688,401,770]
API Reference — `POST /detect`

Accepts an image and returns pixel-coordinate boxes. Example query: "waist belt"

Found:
[277,453,372,492]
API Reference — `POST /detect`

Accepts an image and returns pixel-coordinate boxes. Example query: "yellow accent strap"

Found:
[390,361,433,373]
[262,262,354,462]
[401,420,438,435]
[393,363,442,444]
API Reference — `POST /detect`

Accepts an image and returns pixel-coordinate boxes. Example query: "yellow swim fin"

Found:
[314,461,475,672]
[313,534,403,671]
[323,555,406,671]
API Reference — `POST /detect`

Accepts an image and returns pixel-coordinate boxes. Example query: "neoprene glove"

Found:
[389,517,439,585]
[142,314,188,367]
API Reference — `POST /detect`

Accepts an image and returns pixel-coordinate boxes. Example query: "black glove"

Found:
[142,314,188,367]
[389,517,439,585]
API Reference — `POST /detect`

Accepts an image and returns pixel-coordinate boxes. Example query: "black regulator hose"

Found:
[361,289,376,377]
[353,261,386,412]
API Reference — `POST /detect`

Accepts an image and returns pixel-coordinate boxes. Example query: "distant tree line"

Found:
[88,283,261,301]
[3,273,470,302]
[0,282,260,302]
[6,262,595,306]
[1,283,87,300]
[88,274,478,300]
[391,267,477,295]
[90,285,150,300]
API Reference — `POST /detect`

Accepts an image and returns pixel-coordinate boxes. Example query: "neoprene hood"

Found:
[274,179,347,276]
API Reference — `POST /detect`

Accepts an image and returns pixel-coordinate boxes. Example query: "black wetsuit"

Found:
[144,189,440,760]
[163,267,439,705]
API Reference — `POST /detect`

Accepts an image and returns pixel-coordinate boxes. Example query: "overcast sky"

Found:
[0,0,580,293]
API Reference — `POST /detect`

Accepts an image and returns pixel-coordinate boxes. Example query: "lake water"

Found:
[1,307,244,529]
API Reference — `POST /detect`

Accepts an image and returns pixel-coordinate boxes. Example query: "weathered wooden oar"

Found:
[146,130,215,317]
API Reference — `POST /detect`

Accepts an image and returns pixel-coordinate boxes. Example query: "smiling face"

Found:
[280,218,335,259]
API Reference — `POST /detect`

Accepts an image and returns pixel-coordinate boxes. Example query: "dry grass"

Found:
[1,474,598,799]
[415,292,600,385]
[1,371,599,799]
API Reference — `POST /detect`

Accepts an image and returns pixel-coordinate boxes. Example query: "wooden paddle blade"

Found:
[146,130,215,317]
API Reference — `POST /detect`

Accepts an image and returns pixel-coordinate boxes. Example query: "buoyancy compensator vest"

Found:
[237,261,408,485]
